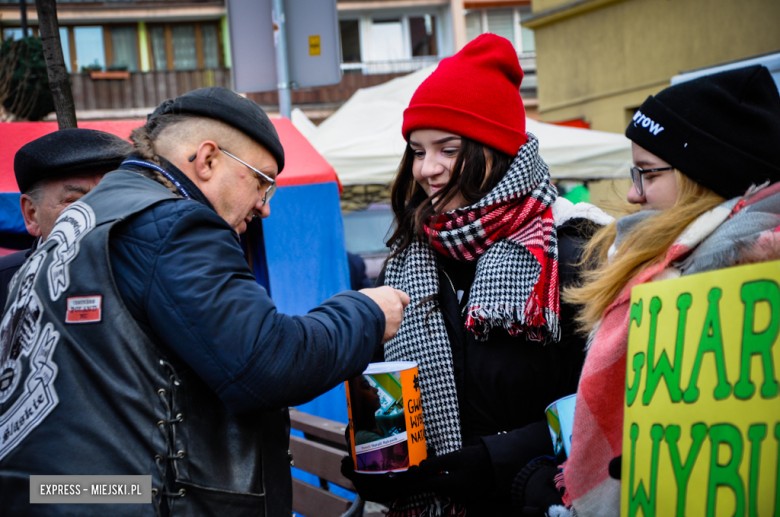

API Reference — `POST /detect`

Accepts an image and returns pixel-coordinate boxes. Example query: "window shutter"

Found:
[486,9,514,46]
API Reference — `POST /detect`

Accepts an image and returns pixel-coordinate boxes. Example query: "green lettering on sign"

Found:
[628,423,662,517]
[707,423,745,517]
[774,423,780,517]
[734,280,780,400]
[747,424,767,517]
[627,299,645,407]
[643,294,690,405]
[684,288,732,402]
[666,423,707,517]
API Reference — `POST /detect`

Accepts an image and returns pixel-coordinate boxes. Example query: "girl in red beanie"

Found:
[342,34,609,516]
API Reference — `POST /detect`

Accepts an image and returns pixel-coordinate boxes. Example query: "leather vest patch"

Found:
[47,202,96,301]
[0,201,95,460]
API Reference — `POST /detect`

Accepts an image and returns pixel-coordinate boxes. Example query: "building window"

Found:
[465,7,535,53]
[149,25,167,71]
[201,23,220,69]
[171,25,198,70]
[339,19,361,63]
[409,15,436,57]
[339,13,440,73]
[519,7,535,53]
[74,26,105,71]
[110,26,138,71]
[370,19,404,61]
[2,28,25,41]
[147,22,221,71]
[59,27,71,73]
[486,9,513,42]
[465,12,481,43]
[56,25,140,73]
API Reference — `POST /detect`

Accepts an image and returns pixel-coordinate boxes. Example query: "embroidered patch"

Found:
[0,253,45,404]
[0,252,60,462]
[0,323,60,461]
[65,296,102,324]
[47,202,96,302]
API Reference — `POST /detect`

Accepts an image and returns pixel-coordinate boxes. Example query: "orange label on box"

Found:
[346,361,426,473]
[66,295,102,323]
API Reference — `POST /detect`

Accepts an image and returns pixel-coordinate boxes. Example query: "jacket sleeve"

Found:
[557,220,598,394]
[144,204,386,413]
[369,266,388,362]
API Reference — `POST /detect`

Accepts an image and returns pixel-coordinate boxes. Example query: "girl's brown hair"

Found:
[564,171,726,334]
[387,136,512,257]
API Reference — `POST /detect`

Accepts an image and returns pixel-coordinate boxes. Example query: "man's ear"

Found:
[20,194,42,238]
[192,141,220,182]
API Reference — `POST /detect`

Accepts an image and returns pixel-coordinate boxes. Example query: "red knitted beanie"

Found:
[402,34,527,156]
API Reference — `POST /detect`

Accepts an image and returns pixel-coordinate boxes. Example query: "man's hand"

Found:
[358,286,410,343]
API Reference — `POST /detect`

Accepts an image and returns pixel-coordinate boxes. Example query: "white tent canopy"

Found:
[293,66,633,186]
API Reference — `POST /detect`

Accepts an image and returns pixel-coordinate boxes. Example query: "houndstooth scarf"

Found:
[383,134,558,516]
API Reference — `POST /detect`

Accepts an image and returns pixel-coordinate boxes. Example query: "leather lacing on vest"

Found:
[152,359,187,516]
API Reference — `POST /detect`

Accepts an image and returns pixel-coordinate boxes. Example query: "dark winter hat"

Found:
[402,34,527,156]
[626,65,780,199]
[147,87,285,172]
[14,128,133,194]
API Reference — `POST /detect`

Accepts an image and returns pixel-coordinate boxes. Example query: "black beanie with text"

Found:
[626,65,780,199]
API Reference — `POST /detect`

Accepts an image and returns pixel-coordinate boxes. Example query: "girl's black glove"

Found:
[511,457,564,517]
[414,442,495,503]
[340,455,426,503]
[341,443,494,504]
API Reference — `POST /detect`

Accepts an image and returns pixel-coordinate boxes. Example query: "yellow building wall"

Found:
[528,0,780,134]
[533,0,603,12]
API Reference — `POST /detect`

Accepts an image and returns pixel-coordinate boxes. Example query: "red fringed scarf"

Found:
[423,179,559,341]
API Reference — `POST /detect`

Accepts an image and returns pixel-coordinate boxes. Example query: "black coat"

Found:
[376,220,592,514]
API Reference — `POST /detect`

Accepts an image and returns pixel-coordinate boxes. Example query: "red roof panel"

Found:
[0,118,338,193]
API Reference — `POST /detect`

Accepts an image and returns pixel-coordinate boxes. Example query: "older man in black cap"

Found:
[0,88,408,516]
[0,129,132,308]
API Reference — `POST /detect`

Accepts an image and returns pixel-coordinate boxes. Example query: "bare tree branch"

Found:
[35,0,77,128]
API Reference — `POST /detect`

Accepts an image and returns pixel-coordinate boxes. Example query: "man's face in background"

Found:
[21,173,105,240]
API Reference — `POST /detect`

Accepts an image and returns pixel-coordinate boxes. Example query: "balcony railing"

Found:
[67,67,419,112]
[341,57,441,75]
[70,68,230,111]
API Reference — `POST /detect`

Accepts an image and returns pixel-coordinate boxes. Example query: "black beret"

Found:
[147,87,285,173]
[626,65,780,199]
[14,128,133,194]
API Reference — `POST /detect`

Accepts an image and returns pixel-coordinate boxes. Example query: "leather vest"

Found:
[0,171,291,517]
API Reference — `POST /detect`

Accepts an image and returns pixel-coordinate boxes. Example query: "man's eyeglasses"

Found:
[629,166,674,196]
[189,147,277,206]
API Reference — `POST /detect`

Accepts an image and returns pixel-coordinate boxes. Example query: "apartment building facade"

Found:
[1,0,537,117]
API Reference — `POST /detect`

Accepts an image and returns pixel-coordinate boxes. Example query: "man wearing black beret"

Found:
[0,87,409,516]
[0,128,132,308]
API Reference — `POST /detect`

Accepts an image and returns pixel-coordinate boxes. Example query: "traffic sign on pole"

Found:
[227,0,342,111]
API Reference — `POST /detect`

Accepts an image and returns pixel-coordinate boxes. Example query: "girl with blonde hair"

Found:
[560,65,780,517]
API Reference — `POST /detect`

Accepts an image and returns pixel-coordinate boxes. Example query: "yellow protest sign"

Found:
[308,35,321,56]
[622,260,780,517]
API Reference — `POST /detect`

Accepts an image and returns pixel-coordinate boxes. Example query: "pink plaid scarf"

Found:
[561,189,772,515]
